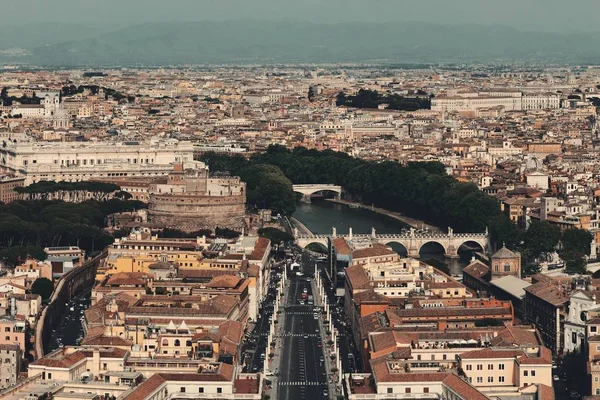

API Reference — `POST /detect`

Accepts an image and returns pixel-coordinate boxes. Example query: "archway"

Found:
[386,242,408,257]
[419,242,447,272]
[419,241,446,259]
[305,242,328,254]
[458,240,485,255]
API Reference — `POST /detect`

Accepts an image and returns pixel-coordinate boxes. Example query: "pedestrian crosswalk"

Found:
[281,333,321,337]
[278,381,326,386]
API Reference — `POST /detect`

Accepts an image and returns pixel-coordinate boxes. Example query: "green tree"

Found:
[31,278,54,301]
[0,246,47,266]
[564,252,587,275]
[489,214,520,249]
[561,228,593,255]
[258,228,293,245]
[523,221,561,259]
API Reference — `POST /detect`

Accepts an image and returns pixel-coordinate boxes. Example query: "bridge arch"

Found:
[385,241,408,257]
[295,237,329,250]
[292,185,343,202]
[418,241,448,257]
[303,241,328,253]
[457,240,486,254]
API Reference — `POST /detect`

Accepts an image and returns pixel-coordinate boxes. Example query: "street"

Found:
[278,275,329,400]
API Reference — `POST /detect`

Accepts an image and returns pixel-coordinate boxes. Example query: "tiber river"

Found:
[292,200,473,276]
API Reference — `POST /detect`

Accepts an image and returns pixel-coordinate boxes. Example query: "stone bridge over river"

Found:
[295,227,490,258]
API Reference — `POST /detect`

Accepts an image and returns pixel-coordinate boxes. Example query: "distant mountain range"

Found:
[1,21,600,66]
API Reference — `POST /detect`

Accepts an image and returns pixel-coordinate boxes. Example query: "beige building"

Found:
[0,138,195,185]
[0,343,21,389]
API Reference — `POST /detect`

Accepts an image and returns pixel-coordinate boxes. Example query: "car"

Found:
[265,370,275,376]
[319,356,325,362]
[296,272,304,276]
[570,391,580,399]
[323,390,329,397]
[317,342,323,348]
[303,334,309,339]
[553,375,559,381]
[303,288,308,293]
[306,277,311,282]
[316,328,320,333]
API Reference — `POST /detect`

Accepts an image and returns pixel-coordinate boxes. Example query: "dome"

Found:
[492,245,518,259]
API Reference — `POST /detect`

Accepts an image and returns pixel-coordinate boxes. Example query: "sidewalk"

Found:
[312,279,340,399]
[267,280,289,400]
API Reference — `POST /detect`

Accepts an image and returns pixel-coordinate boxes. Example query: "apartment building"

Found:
[0,343,21,389]
[0,138,195,185]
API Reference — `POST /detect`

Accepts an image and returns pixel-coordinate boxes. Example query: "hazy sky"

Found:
[2,0,599,33]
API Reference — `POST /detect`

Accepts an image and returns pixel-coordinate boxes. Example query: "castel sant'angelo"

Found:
[147,161,246,232]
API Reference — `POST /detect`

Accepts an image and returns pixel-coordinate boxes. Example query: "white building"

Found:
[432,92,561,112]
[564,291,600,353]
[0,138,195,185]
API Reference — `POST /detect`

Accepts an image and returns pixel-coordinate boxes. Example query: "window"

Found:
[499,376,505,383]
[199,388,204,393]
[102,363,107,370]
[405,388,411,394]
[174,339,181,347]
[531,370,535,377]
[524,371,528,377]
[477,377,483,383]
[488,377,493,383]
[387,388,393,394]
[424,388,429,394]
[431,355,435,360]
[443,354,447,360]
[592,327,598,333]
[217,388,222,394]
[48,373,52,380]
[499,364,505,370]
[595,377,599,382]
[180,387,186,393]
[488,364,493,370]
[466,365,472,371]
[504,264,511,272]
[477,364,483,371]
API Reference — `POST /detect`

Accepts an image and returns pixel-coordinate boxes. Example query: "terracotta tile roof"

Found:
[345,264,371,291]
[248,237,270,261]
[30,350,86,369]
[459,348,523,359]
[393,306,512,319]
[354,289,390,305]
[490,325,542,347]
[122,373,166,400]
[537,383,555,400]
[524,281,570,306]
[234,376,260,394]
[178,269,240,279]
[463,261,490,281]
[219,320,244,348]
[81,335,133,347]
[208,274,242,289]
[333,237,351,255]
[352,244,396,260]
[443,374,489,400]
[106,273,151,286]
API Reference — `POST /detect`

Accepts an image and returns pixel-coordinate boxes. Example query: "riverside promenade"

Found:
[325,198,441,234]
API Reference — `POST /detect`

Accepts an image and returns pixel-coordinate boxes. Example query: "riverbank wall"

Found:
[324,198,442,234]
[35,250,106,359]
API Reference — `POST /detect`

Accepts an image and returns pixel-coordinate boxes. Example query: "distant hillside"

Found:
[2,21,600,65]
[0,23,107,51]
